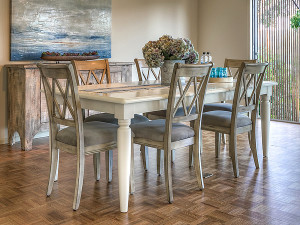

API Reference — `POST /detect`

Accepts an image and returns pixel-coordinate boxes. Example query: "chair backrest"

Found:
[224,58,257,78]
[165,63,213,142]
[134,58,161,81]
[71,59,111,85]
[231,62,268,125]
[38,63,84,147]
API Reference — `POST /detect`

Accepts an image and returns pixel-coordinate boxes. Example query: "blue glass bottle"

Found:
[210,68,216,78]
[216,67,221,78]
[223,68,228,78]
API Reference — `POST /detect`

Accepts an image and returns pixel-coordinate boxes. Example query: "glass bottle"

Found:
[207,52,212,62]
[200,52,206,64]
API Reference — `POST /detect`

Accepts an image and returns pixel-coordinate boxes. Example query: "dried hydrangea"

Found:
[142,35,199,67]
[185,49,199,64]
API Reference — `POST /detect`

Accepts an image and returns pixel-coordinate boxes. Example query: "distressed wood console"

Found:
[5,62,133,150]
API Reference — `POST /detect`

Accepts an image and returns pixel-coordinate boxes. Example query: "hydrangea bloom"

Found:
[142,35,199,68]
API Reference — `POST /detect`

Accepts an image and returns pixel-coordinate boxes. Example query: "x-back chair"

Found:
[186,59,259,166]
[134,58,186,173]
[130,63,213,203]
[38,63,118,210]
[72,59,149,180]
[201,62,268,177]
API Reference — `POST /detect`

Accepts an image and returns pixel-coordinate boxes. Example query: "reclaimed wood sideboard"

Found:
[6,62,133,150]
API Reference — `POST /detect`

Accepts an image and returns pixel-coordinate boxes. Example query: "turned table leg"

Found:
[261,94,270,157]
[117,119,131,212]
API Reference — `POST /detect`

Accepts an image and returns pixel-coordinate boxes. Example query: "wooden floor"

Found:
[0,121,299,224]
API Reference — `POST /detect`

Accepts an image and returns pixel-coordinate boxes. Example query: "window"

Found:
[253,0,300,122]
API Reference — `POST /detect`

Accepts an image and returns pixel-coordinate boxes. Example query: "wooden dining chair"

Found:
[203,58,258,114]
[135,58,161,82]
[72,59,149,125]
[187,58,259,166]
[38,63,118,210]
[130,63,213,203]
[201,62,268,177]
[134,58,177,173]
[72,60,149,179]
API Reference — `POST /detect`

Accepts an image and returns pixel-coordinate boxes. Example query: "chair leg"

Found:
[248,131,252,148]
[130,138,135,194]
[189,146,193,167]
[105,150,113,183]
[93,153,100,181]
[215,132,221,158]
[200,130,203,154]
[73,152,85,211]
[140,145,149,171]
[189,120,195,167]
[157,149,163,175]
[171,150,175,163]
[54,149,59,182]
[250,127,259,169]
[221,134,226,144]
[229,134,239,178]
[193,143,204,190]
[164,148,173,203]
[47,146,59,196]
[220,101,226,145]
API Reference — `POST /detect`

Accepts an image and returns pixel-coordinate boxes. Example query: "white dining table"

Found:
[77,80,277,212]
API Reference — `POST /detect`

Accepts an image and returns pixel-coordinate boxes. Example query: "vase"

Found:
[161,60,185,85]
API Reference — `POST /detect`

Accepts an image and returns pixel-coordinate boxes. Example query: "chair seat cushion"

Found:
[56,121,118,147]
[130,119,195,142]
[202,110,252,128]
[84,113,149,125]
[203,103,232,113]
[147,106,196,118]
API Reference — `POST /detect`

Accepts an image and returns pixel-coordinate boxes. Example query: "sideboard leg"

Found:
[8,130,16,146]
[20,132,34,151]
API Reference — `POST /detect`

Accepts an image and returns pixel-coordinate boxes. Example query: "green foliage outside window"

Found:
[291,10,300,28]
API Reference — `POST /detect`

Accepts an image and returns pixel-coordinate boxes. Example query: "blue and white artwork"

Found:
[11,0,111,61]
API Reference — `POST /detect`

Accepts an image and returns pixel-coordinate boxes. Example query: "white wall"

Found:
[0,0,198,143]
[0,0,251,143]
[198,0,251,67]
[111,0,198,62]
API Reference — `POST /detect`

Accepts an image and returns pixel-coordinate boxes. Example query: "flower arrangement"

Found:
[142,35,199,68]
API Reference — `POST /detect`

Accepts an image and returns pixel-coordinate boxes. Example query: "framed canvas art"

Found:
[10,0,111,61]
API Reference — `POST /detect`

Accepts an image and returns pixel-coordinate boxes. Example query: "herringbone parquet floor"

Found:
[0,120,299,224]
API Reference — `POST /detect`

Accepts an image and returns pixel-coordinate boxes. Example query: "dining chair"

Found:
[38,63,118,210]
[130,63,213,203]
[72,59,148,122]
[72,60,149,178]
[187,58,259,166]
[135,58,161,82]
[203,59,258,114]
[201,62,268,177]
[134,58,176,173]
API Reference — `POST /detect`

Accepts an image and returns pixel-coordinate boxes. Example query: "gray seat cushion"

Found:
[203,103,232,113]
[147,106,196,118]
[202,110,252,128]
[84,113,149,125]
[56,121,118,147]
[130,119,195,142]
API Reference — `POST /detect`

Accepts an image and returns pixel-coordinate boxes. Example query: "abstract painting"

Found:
[10,0,111,61]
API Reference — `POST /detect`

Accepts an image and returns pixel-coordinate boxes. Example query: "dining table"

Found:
[77,80,277,212]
